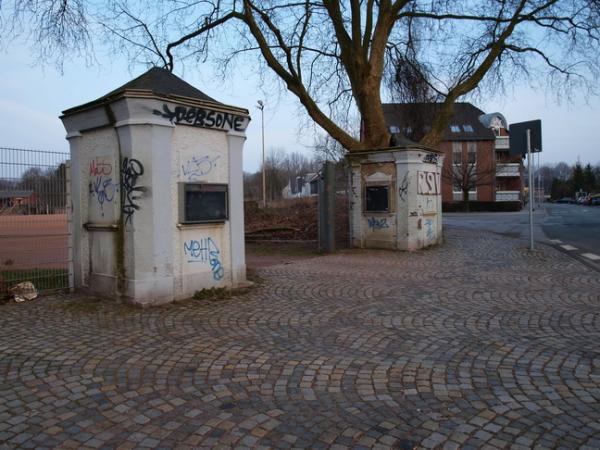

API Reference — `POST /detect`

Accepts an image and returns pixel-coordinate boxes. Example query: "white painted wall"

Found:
[349,147,444,251]
[171,124,232,299]
[63,92,249,305]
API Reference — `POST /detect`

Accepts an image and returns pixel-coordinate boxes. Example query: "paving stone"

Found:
[1,228,599,448]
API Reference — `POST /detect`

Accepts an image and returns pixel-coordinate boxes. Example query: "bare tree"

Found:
[313,133,347,163]
[3,1,599,150]
[243,148,317,201]
[553,162,573,181]
[443,149,497,211]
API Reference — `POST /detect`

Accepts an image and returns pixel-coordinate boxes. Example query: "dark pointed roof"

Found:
[102,67,218,103]
[382,102,496,141]
[62,67,229,116]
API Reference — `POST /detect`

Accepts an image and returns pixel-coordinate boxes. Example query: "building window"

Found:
[365,185,389,212]
[452,142,462,165]
[450,125,461,133]
[389,126,400,133]
[179,183,228,223]
[463,124,474,132]
[467,142,477,164]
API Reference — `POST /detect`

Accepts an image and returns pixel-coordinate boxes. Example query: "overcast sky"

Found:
[1,40,598,173]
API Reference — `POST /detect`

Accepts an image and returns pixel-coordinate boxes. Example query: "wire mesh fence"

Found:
[0,147,72,296]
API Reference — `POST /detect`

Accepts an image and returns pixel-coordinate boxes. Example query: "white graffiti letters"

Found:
[181,155,220,180]
[417,171,439,195]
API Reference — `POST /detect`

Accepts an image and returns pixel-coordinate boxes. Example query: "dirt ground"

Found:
[0,211,320,272]
[0,214,68,269]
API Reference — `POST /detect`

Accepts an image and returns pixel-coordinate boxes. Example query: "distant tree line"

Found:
[537,162,600,199]
[244,149,319,202]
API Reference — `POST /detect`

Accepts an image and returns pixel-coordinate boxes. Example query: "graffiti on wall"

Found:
[183,237,224,281]
[121,158,145,225]
[398,172,409,202]
[89,176,117,214]
[181,155,220,180]
[425,198,434,211]
[88,158,117,215]
[417,171,439,195]
[422,153,439,164]
[153,104,247,132]
[368,217,390,231]
[89,157,113,177]
[424,218,435,241]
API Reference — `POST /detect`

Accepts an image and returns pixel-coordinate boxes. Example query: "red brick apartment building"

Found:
[382,103,523,204]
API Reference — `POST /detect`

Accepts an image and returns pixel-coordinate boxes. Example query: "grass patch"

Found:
[191,285,256,303]
[246,267,265,285]
[193,287,233,301]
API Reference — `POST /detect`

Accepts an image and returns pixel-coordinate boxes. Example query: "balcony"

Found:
[496,190,520,202]
[495,136,509,150]
[496,163,520,177]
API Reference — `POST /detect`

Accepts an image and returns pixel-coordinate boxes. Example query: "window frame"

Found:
[452,142,462,165]
[467,142,477,164]
[178,182,229,224]
[364,184,390,213]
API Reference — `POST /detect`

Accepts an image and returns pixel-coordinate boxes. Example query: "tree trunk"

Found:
[462,189,470,212]
[357,80,390,149]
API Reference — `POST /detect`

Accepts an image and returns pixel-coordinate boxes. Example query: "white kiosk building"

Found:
[61,67,249,306]
[347,146,444,251]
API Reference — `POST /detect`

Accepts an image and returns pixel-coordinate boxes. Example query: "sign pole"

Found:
[527,129,534,250]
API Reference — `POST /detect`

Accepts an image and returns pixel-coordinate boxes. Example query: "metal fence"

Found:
[0,147,72,296]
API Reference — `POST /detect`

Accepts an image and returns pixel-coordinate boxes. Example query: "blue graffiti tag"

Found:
[424,219,435,240]
[181,155,220,180]
[183,237,224,280]
[89,176,117,215]
[368,217,390,231]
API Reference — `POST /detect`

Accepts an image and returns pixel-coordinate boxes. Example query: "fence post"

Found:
[66,161,75,292]
[318,161,335,252]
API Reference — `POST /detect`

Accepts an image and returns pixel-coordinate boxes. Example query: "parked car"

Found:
[556,197,576,204]
[590,195,600,206]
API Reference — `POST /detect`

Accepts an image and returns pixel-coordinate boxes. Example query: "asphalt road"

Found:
[443,202,600,269]
[541,203,600,258]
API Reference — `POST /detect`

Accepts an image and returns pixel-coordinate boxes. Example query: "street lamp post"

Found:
[256,100,266,208]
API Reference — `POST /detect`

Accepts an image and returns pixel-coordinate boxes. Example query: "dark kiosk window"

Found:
[365,185,389,212]
[179,183,228,223]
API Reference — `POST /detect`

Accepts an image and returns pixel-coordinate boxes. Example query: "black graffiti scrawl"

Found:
[121,158,144,225]
[153,104,246,132]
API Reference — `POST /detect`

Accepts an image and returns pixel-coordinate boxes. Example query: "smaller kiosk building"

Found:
[61,67,249,306]
[348,146,444,251]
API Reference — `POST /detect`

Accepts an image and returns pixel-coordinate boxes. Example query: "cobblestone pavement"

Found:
[2,228,600,449]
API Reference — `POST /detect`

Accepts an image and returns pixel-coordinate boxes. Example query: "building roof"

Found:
[103,67,218,103]
[382,102,496,142]
[62,67,224,115]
